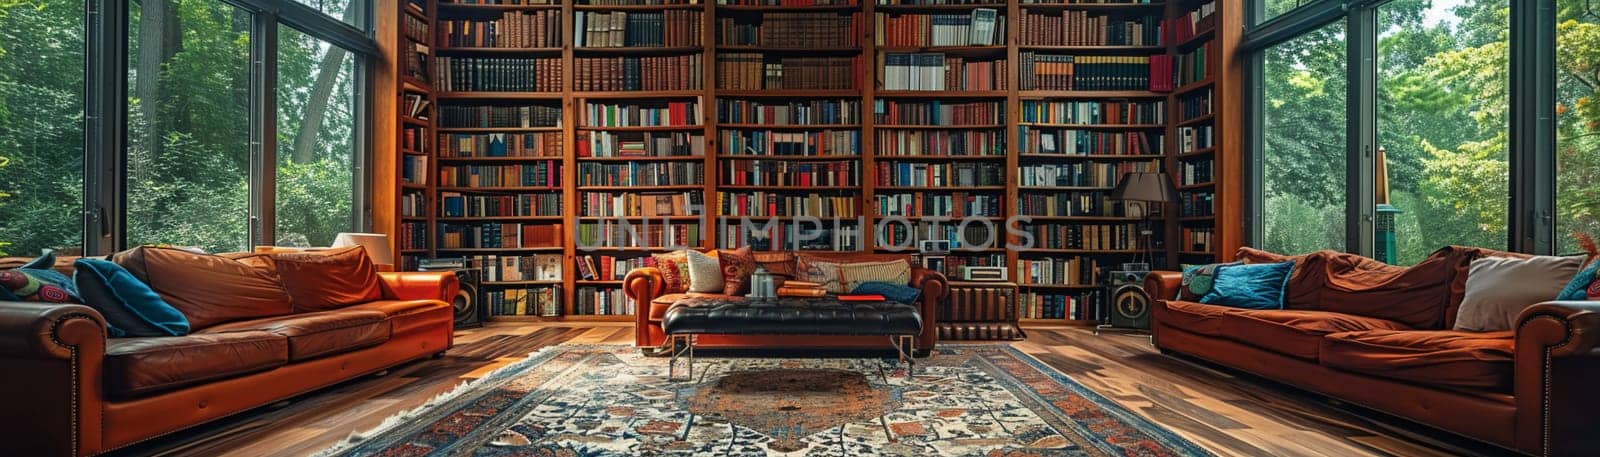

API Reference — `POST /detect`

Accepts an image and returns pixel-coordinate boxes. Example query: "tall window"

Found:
[294,0,359,27]
[1261,21,1348,254]
[1378,0,1510,264]
[125,0,253,253]
[0,0,85,257]
[1262,0,1319,24]
[276,25,358,247]
[1556,0,1600,251]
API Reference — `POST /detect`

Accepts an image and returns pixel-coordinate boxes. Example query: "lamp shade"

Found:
[331,232,394,266]
[1109,171,1178,203]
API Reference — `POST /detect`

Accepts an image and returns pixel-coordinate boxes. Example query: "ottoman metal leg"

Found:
[889,335,915,376]
[668,334,695,382]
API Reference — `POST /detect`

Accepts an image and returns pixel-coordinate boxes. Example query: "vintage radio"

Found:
[959,266,1008,282]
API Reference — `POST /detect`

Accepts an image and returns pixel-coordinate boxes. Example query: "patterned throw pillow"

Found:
[1177,262,1239,301]
[718,247,757,295]
[799,258,912,293]
[1556,258,1600,300]
[651,250,694,294]
[0,253,80,303]
[686,250,725,293]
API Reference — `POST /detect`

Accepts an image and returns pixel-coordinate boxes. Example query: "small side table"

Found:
[937,281,1026,341]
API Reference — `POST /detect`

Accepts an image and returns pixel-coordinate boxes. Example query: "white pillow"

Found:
[685,250,724,293]
[1454,255,1583,332]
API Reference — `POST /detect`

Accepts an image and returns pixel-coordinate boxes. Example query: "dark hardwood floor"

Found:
[116,323,1514,457]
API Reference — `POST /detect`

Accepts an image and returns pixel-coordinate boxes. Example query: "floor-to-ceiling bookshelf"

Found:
[378,0,1241,323]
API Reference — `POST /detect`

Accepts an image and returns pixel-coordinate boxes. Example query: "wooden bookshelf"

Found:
[372,0,1239,323]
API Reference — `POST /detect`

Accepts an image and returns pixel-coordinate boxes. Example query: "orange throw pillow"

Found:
[254,246,384,312]
[718,247,757,295]
[112,246,293,330]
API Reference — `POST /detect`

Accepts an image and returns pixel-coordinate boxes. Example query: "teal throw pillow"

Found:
[74,258,190,337]
[1198,261,1295,310]
[852,282,922,304]
[0,253,80,303]
[1556,259,1600,301]
[1178,262,1239,301]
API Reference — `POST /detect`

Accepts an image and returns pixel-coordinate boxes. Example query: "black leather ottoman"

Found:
[660,296,923,380]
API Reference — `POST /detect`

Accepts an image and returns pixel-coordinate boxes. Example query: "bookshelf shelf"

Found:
[483,280,564,286]
[1177,27,1217,50]
[401,116,428,127]
[1176,182,1214,190]
[716,45,863,53]
[1016,2,1165,9]
[576,155,707,162]
[875,124,1006,129]
[436,247,564,253]
[437,91,563,100]
[1173,78,1214,96]
[436,186,563,192]
[436,47,563,54]
[716,90,862,98]
[438,156,564,162]
[575,125,705,132]
[1175,147,1216,158]
[718,185,858,190]
[1176,113,1215,127]
[874,90,1008,98]
[875,186,1006,191]
[1018,90,1166,98]
[1016,185,1114,191]
[718,155,862,161]
[874,3,1009,11]
[437,126,561,133]
[577,185,705,191]
[718,215,862,221]
[1016,45,1164,52]
[572,90,707,99]
[1019,215,1142,221]
[1016,153,1166,159]
[439,216,565,222]
[717,123,861,129]
[437,3,563,11]
[715,4,863,12]
[1017,283,1103,289]
[873,154,1007,160]
[1015,123,1164,129]
[572,46,706,54]
[572,4,705,11]
[577,215,705,221]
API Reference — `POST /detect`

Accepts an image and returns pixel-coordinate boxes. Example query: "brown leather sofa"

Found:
[0,270,459,457]
[624,251,947,353]
[1144,246,1600,456]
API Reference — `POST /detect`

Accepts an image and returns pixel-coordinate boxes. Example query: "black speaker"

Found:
[1106,271,1152,330]
[450,269,484,329]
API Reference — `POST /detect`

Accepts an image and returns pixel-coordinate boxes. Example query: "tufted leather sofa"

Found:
[1146,246,1600,456]
[0,270,458,457]
[625,251,947,353]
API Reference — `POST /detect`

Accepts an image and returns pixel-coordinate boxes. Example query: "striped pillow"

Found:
[799,258,911,293]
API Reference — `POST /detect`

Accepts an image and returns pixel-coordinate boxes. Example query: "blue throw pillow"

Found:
[0,252,80,303]
[852,282,922,304]
[1198,261,1294,310]
[1556,259,1600,300]
[74,258,190,337]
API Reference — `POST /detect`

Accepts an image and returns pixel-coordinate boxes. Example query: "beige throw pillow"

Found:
[799,258,912,293]
[685,250,724,293]
[1454,255,1583,332]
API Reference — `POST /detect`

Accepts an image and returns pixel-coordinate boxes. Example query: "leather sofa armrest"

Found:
[625,267,665,347]
[1143,270,1182,302]
[377,271,460,303]
[910,267,947,350]
[1513,301,1600,455]
[0,301,107,456]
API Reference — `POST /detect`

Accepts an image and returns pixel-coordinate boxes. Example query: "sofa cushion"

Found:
[649,293,738,321]
[1320,329,1515,392]
[200,310,390,361]
[342,299,451,335]
[111,246,294,330]
[104,331,288,398]
[1220,310,1411,360]
[240,246,384,312]
[1154,300,1240,336]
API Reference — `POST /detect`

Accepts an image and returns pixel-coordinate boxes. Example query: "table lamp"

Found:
[332,232,395,271]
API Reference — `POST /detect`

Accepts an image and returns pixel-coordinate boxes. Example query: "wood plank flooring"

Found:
[115,323,1515,457]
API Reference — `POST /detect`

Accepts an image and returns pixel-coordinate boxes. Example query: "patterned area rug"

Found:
[319,345,1211,456]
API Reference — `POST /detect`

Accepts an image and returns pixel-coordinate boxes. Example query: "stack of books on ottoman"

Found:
[777,280,825,297]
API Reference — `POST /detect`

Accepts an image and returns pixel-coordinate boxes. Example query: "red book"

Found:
[837,294,886,302]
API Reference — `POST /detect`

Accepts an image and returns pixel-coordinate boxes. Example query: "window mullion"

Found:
[251,12,279,248]
[1509,0,1557,254]
[1346,6,1376,256]
[86,0,128,255]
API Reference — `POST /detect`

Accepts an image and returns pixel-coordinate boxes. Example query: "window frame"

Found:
[1243,0,1559,256]
[83,0,377,255]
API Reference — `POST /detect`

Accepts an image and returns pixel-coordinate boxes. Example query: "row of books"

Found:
[582,99,702,127]
[1019,53,1167,91]
[1178,86,1213,120]
[717,192,860,218]
[880,54,1006,91]
[1018,12,1161,46]
[720,130,860,156]
[438,11,561,48]
[876,162,1005,187]
[875,192,1002,218]
[1017,257,1100,286]
[403,125,429,153]
[575,222,702,248]
[1181,227,1214,253]
[1180,191,1214,217]
[438,223,564,249]
[575,55,703,91]
[1016,127,1162,156]
[719,222,861,251]
[721,160,860,186]
[487,287,562,318]
[1179,159,1213,185]
[1018,161,1158,188]
[579,191,703,217]
[576,255,652,281]
[573,11,702,47]
[402,93,431,120]
[876,129,1005,157]
[401,191,426,217]
[435,56,562,92]
[873,99,1003,126]
[439,132,564,158]
[576,131,707,157]
[1019,291,1103,321]
[877,221,997,249]
[717,54,862,90]
[1178,124,1213,152]
[1017,192,1128,217]
[1170,0,1217,44]
[404,43,430,83]
[439,162,561,187]
[439,105,561,128]
[1024,222,1138,250]
[576,162,706,186]
[717,98,861,125]
[873,9,1002,47]
[463,254,565,282]
[1174,41,1213,87]
[1020,100,1165,125]
[716,13,861,47]
[574,287,631,316]
[404,12,429,44]
[440,192,564,218]
[401,222,428,250]
[721,0,857,5]
[403,155,429,185]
